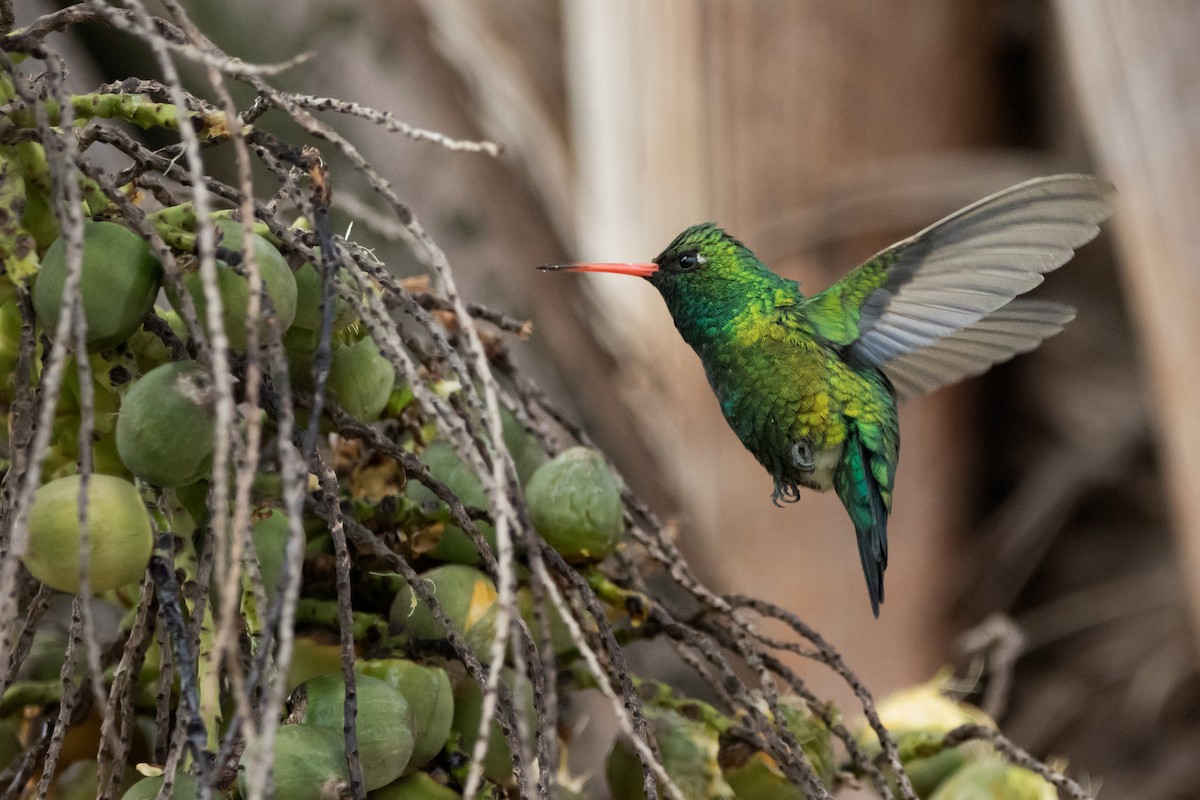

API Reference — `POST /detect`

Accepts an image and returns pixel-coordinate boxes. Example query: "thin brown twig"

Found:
[280,92,502,156]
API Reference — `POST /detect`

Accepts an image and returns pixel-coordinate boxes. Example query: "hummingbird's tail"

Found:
[855,516,888,618]
[835,429,891,618]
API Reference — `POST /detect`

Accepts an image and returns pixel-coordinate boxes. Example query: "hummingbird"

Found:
[540,175,1112,617]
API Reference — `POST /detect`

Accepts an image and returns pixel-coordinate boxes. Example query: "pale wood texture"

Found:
[1055,0,1200,640]
[561,1,1002,697]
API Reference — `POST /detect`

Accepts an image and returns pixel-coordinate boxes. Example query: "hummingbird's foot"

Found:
[772,479,801,507]
[791,440,815,473]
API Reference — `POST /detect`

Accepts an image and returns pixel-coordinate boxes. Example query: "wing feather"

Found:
[799,174,1112,394]
[881,299,1076,397]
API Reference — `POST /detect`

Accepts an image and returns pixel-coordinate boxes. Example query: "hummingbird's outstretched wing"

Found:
[800,174,1113,397]
[877,298,1074,398]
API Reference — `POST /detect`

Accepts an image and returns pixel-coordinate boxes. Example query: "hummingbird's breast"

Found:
[695,315,851,494]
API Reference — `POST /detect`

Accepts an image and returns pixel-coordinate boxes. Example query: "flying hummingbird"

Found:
[540,175,1113,617]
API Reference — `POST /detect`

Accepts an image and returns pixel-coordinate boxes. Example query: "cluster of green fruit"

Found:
[599,676,1059,800]
[857,680,1060,800]
[0,176,643,798]
[605,691,837,800]
[8,216,397,597]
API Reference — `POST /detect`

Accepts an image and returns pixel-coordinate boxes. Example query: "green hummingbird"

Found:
[541,175,1112,616]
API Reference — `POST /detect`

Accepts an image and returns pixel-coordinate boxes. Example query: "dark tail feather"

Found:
[855,521,888,618]
[855,434,890,618]
[835,428,892,617]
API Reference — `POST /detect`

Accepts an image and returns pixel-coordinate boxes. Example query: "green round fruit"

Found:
[0,299,22,384]
[604,742,648,800]
[516,586,575,656]
[292,261,359,332]
[525,447,623,561]
[501,406,546,485]
[33,220,161,352]
[368,771,458,799]
[722,749,807,800]
[770,696,835,783]
[607,708,731,800]
[327,334,395,422]
[720,696,835,800]
[284,329,395,423]
[0,719,20,773]
[856,679,996,797]
[50,357,126,478]
[928,757,1057,800]
[287,672,415,791]
[7,142,60,253]
[128,308,186,370]
[286,634,345,692]
[175,479,209,531]
[250,505,290,599]
[23,474,153,593]
[21,628,76,681]
[121,772,199,800]
[357,659,454,770]
[115,361,215,488]
[449,665,536,783]
[407,441,495,564]
[167,220,297,350]
[55,760,137,800]
[283,324,320,384]
[389,565,498,658]
[239,724,350,800]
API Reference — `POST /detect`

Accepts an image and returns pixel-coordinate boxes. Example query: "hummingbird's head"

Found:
[539,223,780,320]
[647,222,758,288]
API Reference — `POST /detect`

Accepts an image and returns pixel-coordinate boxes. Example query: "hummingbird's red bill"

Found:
[537,262,659,277]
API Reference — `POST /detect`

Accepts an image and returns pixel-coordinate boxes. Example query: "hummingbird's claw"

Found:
[791,440,815,473]
[771,479,801,507]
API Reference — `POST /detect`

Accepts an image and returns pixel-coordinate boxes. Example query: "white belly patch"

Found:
[800,446,842,491]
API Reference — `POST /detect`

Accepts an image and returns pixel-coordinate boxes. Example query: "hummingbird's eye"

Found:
[677,253,700,271]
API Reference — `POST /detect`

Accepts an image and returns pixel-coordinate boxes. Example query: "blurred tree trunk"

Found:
[1055,0,1200,646]
[560,0,1003,696]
